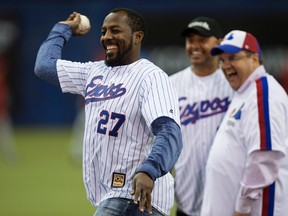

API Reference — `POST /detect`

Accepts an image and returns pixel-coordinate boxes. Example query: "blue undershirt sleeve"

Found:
[34,23,73,86]
[136,116,183,181]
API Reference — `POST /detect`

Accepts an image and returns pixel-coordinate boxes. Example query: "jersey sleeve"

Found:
[235,151,284,213]
[34,23,73,86]
[57,59,94,97]
[140,69,180,128]
[243,76,286,154]
[235,76,287,213]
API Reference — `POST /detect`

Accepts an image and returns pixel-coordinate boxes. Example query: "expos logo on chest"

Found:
[179,96,231,125]
[85,75,127,104]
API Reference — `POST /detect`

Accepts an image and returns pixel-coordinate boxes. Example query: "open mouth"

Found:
[192,51,202,56]
[226,71,237,79]
[106,45,118,54]
[191,51,202,59]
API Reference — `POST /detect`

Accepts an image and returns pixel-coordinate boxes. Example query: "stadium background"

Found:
[0,0,288,215]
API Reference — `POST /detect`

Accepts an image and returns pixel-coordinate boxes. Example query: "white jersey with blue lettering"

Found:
[56,58,180,215]
[169,67,234,215]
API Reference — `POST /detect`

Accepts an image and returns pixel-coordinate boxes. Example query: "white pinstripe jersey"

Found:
[169,67,234,215]
[57,58,180,215]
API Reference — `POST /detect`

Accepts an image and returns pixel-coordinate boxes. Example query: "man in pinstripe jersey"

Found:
[34,8,182,216]
[201,30,288,216]
[170,17,234,216]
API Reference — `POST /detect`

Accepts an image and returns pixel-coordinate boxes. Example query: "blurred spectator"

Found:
[0,55,17,164]
[0,18,19,164]
[278,61,288,93]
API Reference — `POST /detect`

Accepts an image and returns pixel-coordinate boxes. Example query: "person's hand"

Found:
[59,12,90,36]
[233,211,251,216]
[130,172,154,214]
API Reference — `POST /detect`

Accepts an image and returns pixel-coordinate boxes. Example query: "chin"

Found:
[105,59,119,67]
[105,60,113,67]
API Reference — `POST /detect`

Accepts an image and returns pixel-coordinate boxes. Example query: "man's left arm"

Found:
[130,116,182,214]
[234,150,284,215]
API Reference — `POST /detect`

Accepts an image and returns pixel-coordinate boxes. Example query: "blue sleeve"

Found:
[34,23,73,86]
[136,116,183,181]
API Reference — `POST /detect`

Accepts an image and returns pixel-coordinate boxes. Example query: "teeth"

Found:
[192,51,202,56]
[226,71,236,76]
[107,45,117,50]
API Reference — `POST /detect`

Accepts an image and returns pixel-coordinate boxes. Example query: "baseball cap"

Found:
[181,17,223,39]
[211,30,262,56]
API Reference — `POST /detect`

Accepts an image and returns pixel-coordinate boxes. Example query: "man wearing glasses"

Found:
[201,30,288,216]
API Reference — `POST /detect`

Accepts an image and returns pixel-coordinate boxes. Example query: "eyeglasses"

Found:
[219,54,248,64]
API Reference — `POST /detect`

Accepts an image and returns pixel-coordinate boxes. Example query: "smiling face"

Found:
[185,33,222,76]
[100,11,143,67]
[219,50,260,90]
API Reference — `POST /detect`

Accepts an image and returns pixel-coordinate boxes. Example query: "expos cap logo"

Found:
[85,75,126,104]
[227,33,234,40]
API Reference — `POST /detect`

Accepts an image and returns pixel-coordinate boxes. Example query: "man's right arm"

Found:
[34,23,73,86]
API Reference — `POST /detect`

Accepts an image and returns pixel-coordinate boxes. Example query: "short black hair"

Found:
[109,8,146,35]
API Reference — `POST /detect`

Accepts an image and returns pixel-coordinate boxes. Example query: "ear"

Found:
[134,31,144,44]
[251,53,260,67]
[217,37,223,45]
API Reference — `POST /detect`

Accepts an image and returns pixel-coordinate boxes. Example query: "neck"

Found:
[192,56,220,76]
[192,63,219,77]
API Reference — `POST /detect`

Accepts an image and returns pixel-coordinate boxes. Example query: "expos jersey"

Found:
[201,66,288,216]
[57,58,180,215]
[170,67,234,215]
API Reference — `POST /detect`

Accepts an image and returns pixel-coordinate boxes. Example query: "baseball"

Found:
[79,14,91,31]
